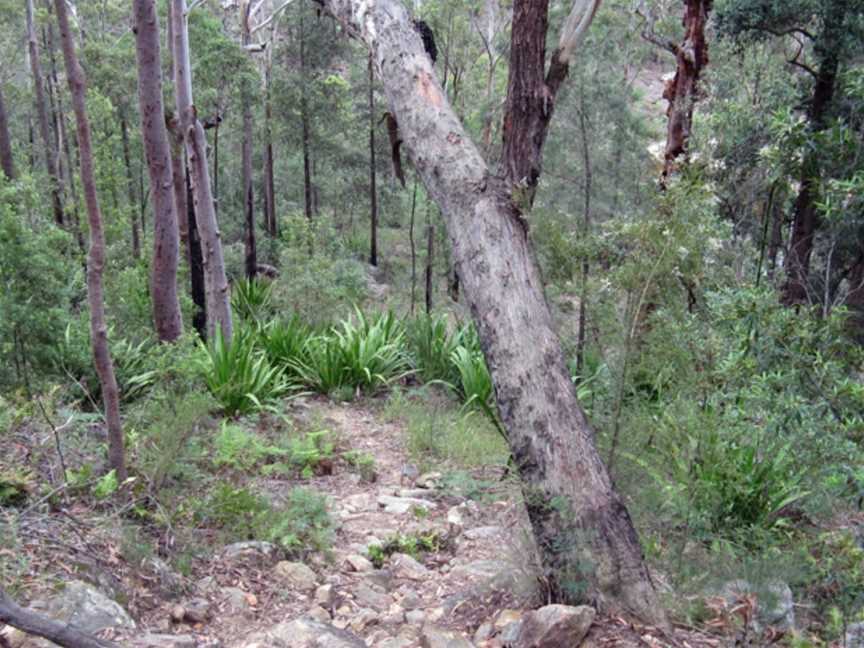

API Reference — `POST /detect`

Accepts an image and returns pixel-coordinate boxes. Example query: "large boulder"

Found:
[234,617,366,648]
[515,604,595,648]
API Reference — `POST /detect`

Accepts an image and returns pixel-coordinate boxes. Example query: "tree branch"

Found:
[0,589,119,648]
[556,0,603,64]
[252,0,298,34]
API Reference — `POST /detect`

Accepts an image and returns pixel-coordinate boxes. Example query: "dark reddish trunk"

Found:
[781,51,839,305]
[500,0,572,205]
[0,85,16,180]
[54,0,126,482]
[661,0,712,184]
[133,0,184,342]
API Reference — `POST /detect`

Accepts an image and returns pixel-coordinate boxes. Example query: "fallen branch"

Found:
[0,588,119,648]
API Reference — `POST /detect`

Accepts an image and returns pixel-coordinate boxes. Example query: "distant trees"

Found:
[0,84,14,180]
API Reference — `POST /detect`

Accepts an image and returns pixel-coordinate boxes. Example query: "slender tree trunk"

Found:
[315,0,663,624]
[168,124,189,257]
[27,0,65,225]
[659,0,712,185]
[575,85,592,377]
[846,253,864,342]
[264,64,276,236]
[409,176,418,314]
[300,3,314,220]
[368,55,379,266]
[134,0,184,342]
[171,0,233,343]
[212,115,219,216]
[241,4,257,279]
[187,170,207,338]
[54,0,126,482]
[119,111,141,260]
[425,223,434,314]
[0,85,16,180]
[781,46,840,305]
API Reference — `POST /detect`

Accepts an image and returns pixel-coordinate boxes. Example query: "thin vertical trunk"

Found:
[212,115,219,216]
[660,0,712,185]
[368,55,378,266]
[168,121,189,258]
[119,111,141,260]
[171,0,233,342]
[27,0,65,225]
[264,64,276,236]
[575,88,591,377]
[53,0,126,481]
[134,0,184,342]
[409,177,418,314]
[0,85,17,180]
[425,223,434,314]
[241,3,257,279]
[187,170,207,338]
[846,254,864,342]
[300,3,314,220]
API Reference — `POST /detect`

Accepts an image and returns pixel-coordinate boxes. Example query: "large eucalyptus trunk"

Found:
[170,0,233,342]
[27,0,65,225]
[54,0,126,482]
[0,84,15,180]
[315,0,664,624]
[133,0,184,342]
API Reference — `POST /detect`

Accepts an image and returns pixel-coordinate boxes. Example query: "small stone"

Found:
[419,626,474,648]
[400,591,422,610]
[170,605,185,623]
[273,561,318,590]
[415,472,442,489]
[494,609,523,630]
[381,604,406,626]
[355,584,392,611]
[406,609,426,624]
[446,506,464,531]
[378,495,438,515]
[379,637,414,648]
[306,605,331,623]
[220,587,252,614]
[315,584,335,608]
[391,553,429,580]
[196,576,218,594]
[132,633,198,647]
[427,607,444,623]
[234,617,366,647]
[516,604,595,648]
[344,554,374,572]
[474,622,493,643]
[181,597,210,623]
[221,541,278,565]
[366,629,391,645]
[349,607,378,632]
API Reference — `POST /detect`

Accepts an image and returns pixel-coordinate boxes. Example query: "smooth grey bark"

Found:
[133,0,184,342]
[54,0,126,482]
[27,0,65,225]
[171,0,233,343]
[0,84,16,180]
[314,0,665,624]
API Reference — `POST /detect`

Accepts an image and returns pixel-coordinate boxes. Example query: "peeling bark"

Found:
[660,0,712,185]
[133,0,184,342]
[54,0,126,482]
[171,0,233,343]
[314,0,664,624]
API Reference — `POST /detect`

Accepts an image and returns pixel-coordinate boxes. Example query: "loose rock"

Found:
[391,553,429,580]
[419,626,474,648]
[274,561,319,590]
[516,604,595,648]
[234,617,366,647]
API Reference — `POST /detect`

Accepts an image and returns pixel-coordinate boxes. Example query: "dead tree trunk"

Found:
[133,0,184,342]
[171,0,233,343]
[368,55,379,266]
[0,84,16,180]
[27,0,65,225]
[315,0,664,624]
[241,3,257,279]
[54,0,126,482]
[658,0,712,185]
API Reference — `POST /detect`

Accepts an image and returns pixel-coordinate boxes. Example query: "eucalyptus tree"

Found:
[53,0,126,481]
[0,84,14,180]
[133,0,184,342]
[313,0,666,624]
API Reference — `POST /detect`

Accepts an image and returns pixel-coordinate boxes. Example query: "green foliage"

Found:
[197,327,290,416]
[0,467,33,506]
[405,314,462,384]
[450,345,493,411]
[367,531,446,568]
[260,487,334,558]
[232,279,275,326]
[260,316,316,380]
[342,450,377,482]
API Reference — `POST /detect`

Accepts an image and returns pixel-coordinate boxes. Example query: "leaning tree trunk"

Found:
[54,0,126,482]
[0,84,15,180]
[133,0,184,342]
[659,0,711,185]
[241,3,257,279]
[314,0,664,624]
[171,0,233,343]
[27,0,65,225]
